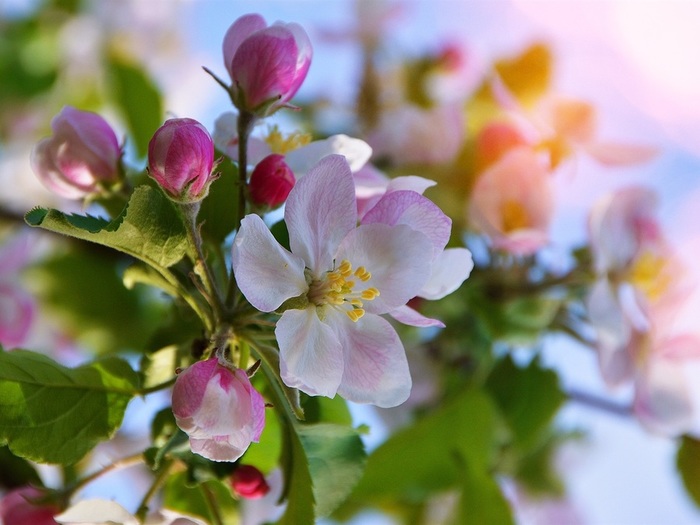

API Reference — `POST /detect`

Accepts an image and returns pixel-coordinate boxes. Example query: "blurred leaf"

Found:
[140,344,187,389]
[348,388,500,504]
[677,435,700,509]
[0,445,42,489]
[163,471,239,524]
[298,423,366,517]
[28,248,164,353]
[106,53,163,158]
[270,219,290,251]
[514,430,575,496]
[278,420,315,525]
[457,457,514,525]
[485,355,565,452]
[199,154,240,244]
[25,185,189,271]
[0,349,139,465]
[240,405,282,475]
[302,395,353,426]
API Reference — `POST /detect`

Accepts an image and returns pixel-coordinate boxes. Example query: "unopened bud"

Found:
[248,154,295,209]
[231,465,270,499]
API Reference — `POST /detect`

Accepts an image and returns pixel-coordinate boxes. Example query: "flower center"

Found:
[627,249,672,301]
[307,259,380,322]
[501,200,530,232]
[264,125,312,155]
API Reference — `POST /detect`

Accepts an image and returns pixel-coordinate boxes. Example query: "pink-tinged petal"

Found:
[285,154,357,273]
[389,305,446,328]
[657,334,700,361]
[588,186,658,273]
[587,279,634,385]
[223,14,267,76]
[491,229,550,256]
[276,22,313,104]
[419,248,473,300]
[584,141,659,167]
[231,26,298,109]
[333,313,411,407]
[336,223,433,314]
[232,214,308,312]
[285,134,372,178]
[385,175,436,195]
[58,106,121,168]
[634,358,694,436]
[362,190,451,255]
[276,308,344,398]
[190,437,249,463]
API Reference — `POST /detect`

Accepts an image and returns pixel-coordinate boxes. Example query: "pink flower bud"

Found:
[230,465,271,499]
[223,14,312,116]
[172,358,265,462]
[30,106,121,199]
[248,154,295,208]
[0,486,60,525]
[148,118,217,203]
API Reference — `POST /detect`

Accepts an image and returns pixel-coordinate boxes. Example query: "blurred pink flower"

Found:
[467,147,554,255]
[223,14,312,117]
[30,106,121,199]
[147,118,217,203]
[0,235,35,349]
[368,103,465,166]
[171,358,265,462]
[232,155,435,407]
[0,486,60,525]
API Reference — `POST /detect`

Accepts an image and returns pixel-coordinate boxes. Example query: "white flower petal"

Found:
[336,223,433,314]
[334,313,411,407]
[277,308,344,398]
[285,154,357,273]
[286,134,372,177]
[419,248,473,300]
[389,305,445,328]
[55,499,137,525]
[232,214,307,312]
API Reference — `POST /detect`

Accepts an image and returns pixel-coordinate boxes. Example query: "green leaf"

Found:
[485,355,566,452]
[457,457,514,525]
[25,185,189,271]
[278,421,315,525]
[349,388,500,503]
[198,155,240,244]
[240,403,282,475]
[253,343,304,421]
[163,471,239,524]
[106,53,163,158]
[0,445,42,489]
[677,435,700,509]
[298,423,366,517]
[0,349,139,465]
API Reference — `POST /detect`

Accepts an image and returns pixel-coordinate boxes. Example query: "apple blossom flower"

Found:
[231,465,271,499]
[171,357,265,462]
[223,14,312,117]
[248,154,295,209]
[0,486,60,525]
[232,154,436,407]
[54,499,206,525]
[213,113,372,179]
[147,118,218,203]
[467,146,554,255]
[30,106,122,199]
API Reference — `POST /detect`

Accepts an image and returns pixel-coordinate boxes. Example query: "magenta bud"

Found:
[0,486,60,525]
[248,154,296,208]
[148,118,218,203]
[171,358,266,462]
[231,465,271,499]
[223,13,312,116]
[30,106,121,199]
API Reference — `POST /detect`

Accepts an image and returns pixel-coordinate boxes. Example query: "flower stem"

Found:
[567,387,633,418]
[65,452,144,498]
[180,201,227,323]
[135,457,175,522]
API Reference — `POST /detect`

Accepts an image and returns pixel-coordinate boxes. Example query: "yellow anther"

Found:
[354,266,372,281]
[501,200,530,233]
[338,260,353,276]
[264,125,312,155]
[346,308,365,322]
[628,250,671,301]
[361,287,380,300]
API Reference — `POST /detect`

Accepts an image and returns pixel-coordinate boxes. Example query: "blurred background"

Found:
[2,1,700,523]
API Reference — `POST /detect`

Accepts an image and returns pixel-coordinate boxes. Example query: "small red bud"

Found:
[248,154,296,209]
[231,465,270,500]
